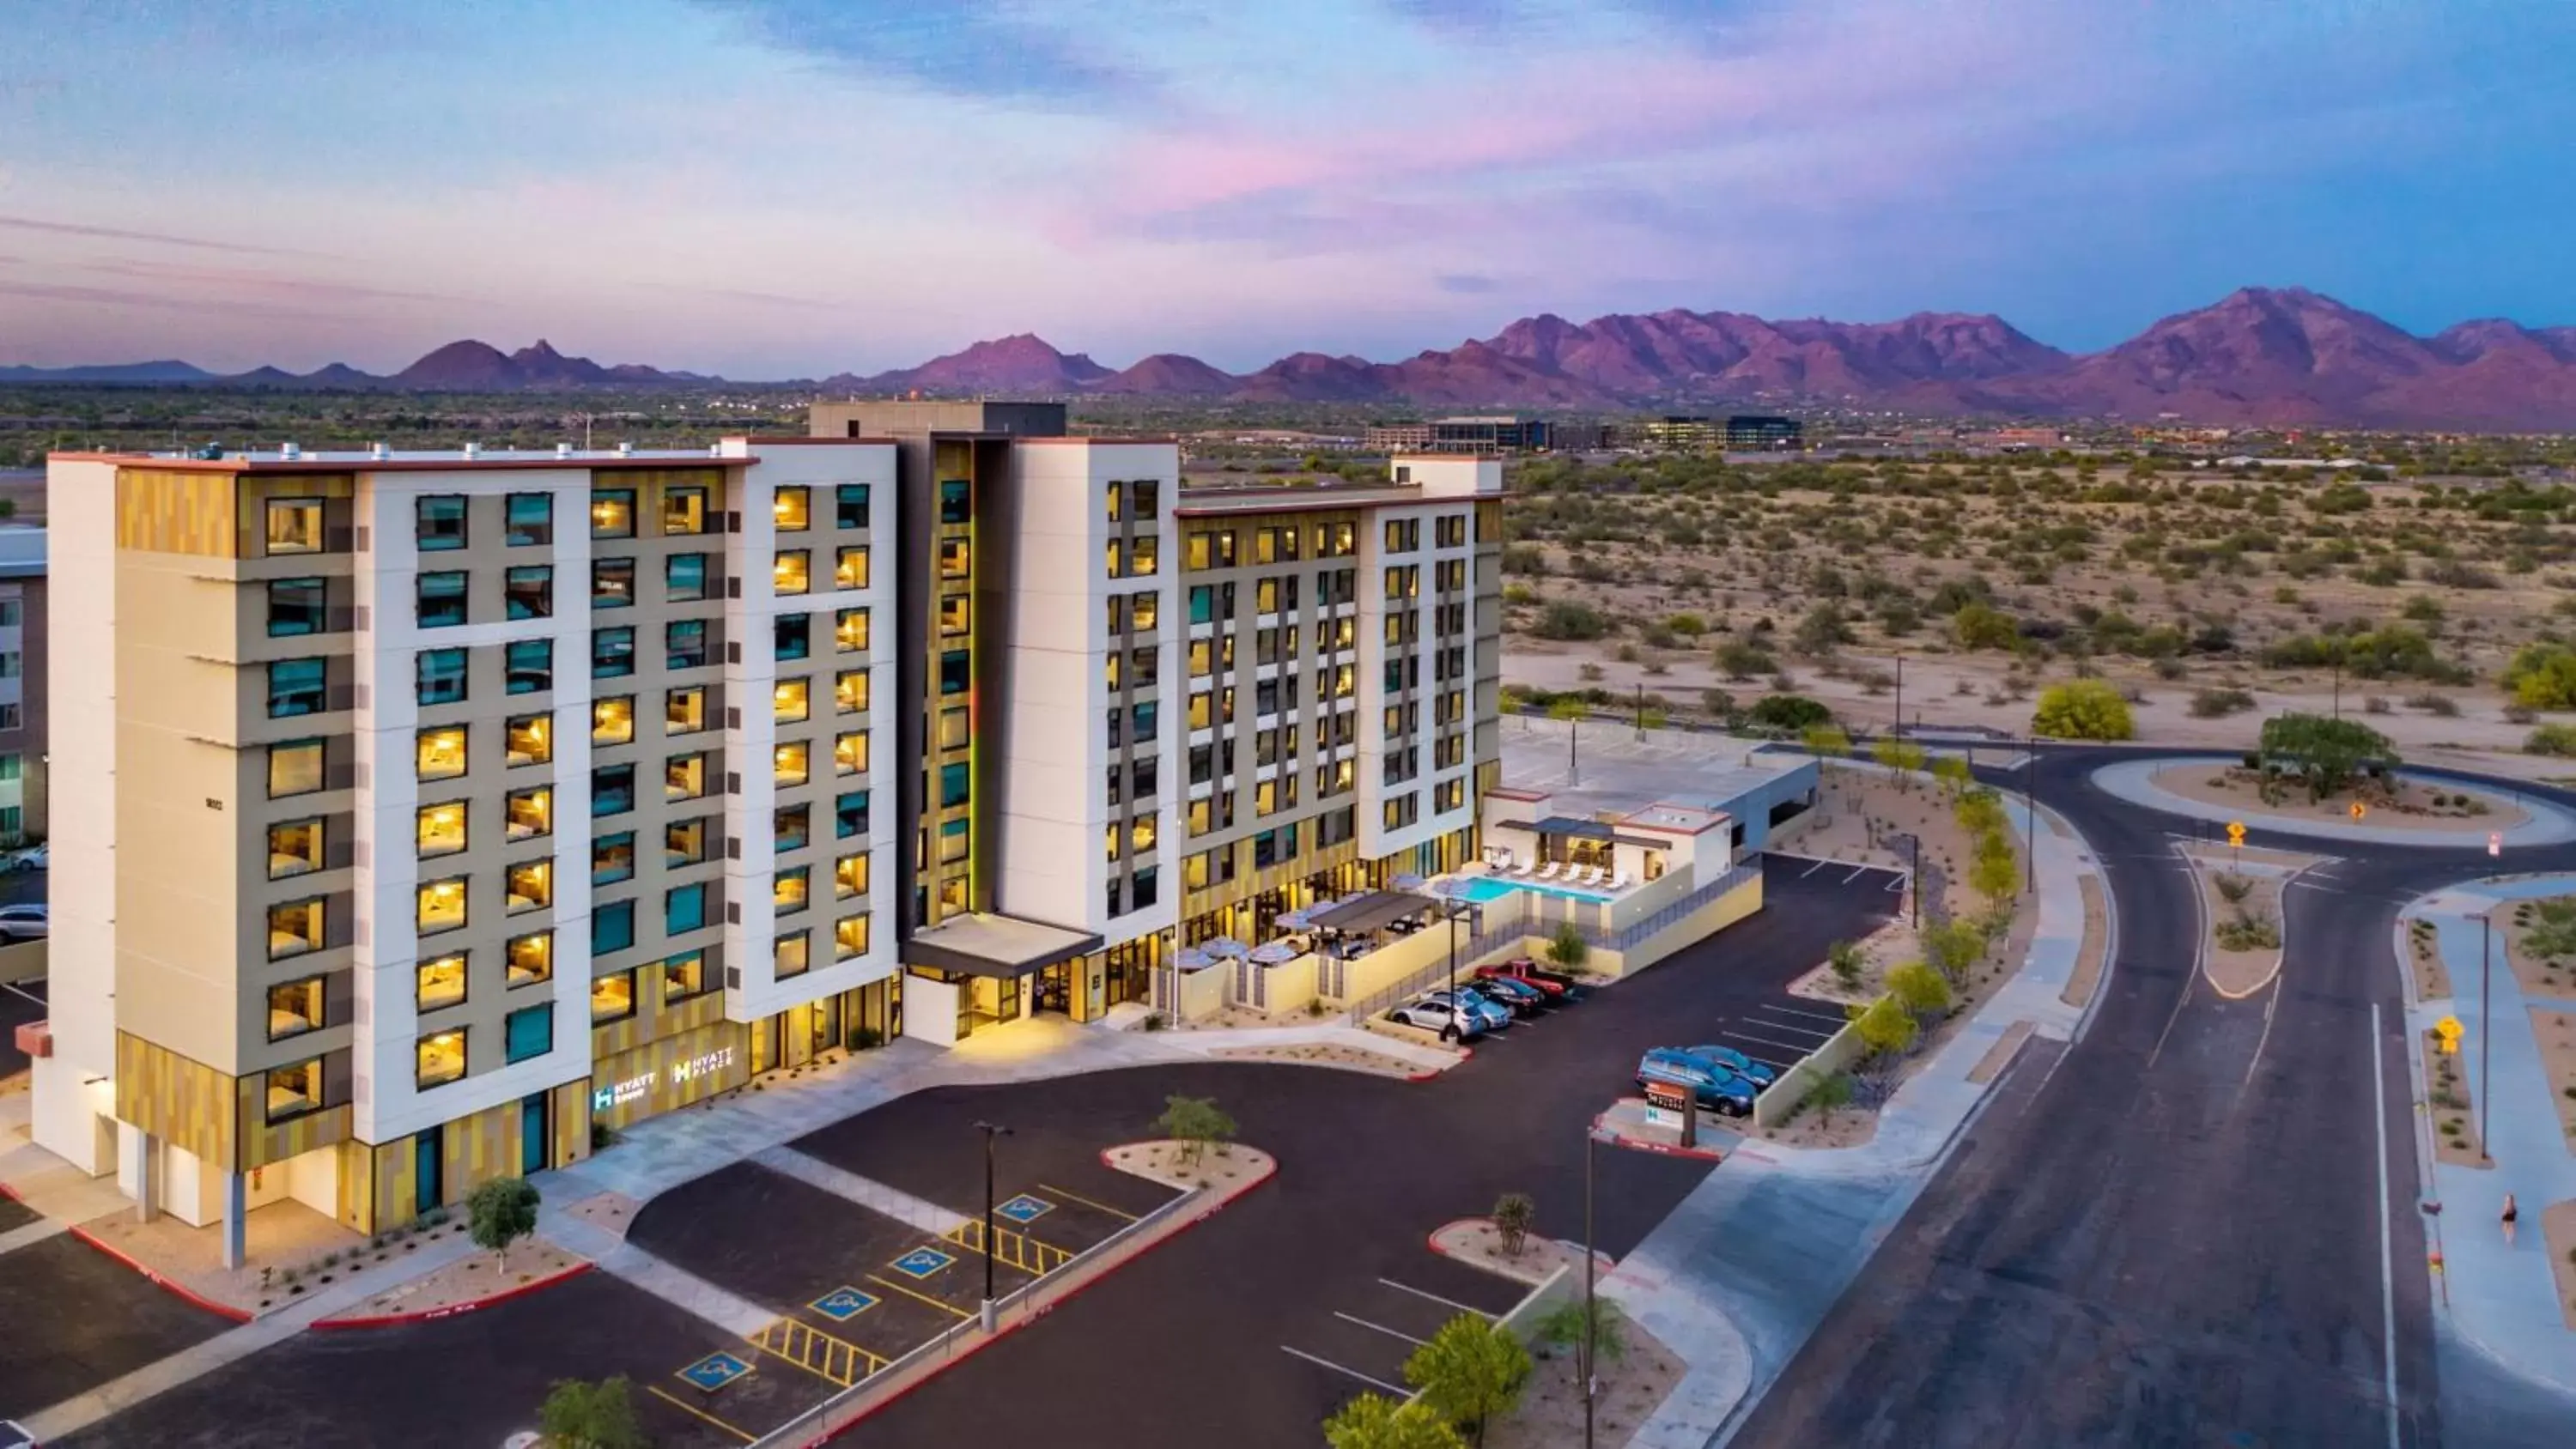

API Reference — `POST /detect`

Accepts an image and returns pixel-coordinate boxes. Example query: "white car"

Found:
[1388,995,1486,1042]
[0,904,47,941]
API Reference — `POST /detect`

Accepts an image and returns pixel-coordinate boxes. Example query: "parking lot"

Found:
[0,1231,235,1425]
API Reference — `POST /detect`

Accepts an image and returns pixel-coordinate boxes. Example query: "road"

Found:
[1730,745,2576,1449]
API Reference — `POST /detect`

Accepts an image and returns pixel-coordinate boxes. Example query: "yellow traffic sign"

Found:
[2433,1016,2463,1054]
[2348,800,2367,821]
[2226,822,2246,846]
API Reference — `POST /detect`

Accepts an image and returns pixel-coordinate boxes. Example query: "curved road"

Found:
[1728,745,2576,1449]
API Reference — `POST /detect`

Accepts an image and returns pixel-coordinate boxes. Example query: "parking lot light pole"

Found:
[1909,835,1920,928]
[975,1120,1012,1329]
[1583,1126,1597,1449]
[2480,917,2493,1158]
[2025,737,2037,896]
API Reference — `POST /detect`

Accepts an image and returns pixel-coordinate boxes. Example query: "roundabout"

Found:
[2087,754,2576,848]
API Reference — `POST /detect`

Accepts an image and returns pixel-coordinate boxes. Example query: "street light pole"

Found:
[2025,736,2037,895]
[2480,916,2494,1158]
[975,1120,1012,1326]
[1583,1126,1597,1449]
[1910,835,1921,928]
[1893,652,1904,740]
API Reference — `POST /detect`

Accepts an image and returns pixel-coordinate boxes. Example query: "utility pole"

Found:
[2025,736,2037,895]
[1583,1127,1597,1449]
[1633,682,1645,741]
[1910,836,1921,927]
[975,1120,1012,1329]
[1892,652,1904,740]
[2480,916,2493,1158]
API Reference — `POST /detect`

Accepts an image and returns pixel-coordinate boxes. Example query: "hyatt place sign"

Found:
[592,1046,738,1113]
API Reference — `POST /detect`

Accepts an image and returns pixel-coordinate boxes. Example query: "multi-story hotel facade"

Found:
[29,403,1500,1262]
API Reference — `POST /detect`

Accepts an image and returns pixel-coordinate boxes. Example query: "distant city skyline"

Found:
[3,0,2569,376]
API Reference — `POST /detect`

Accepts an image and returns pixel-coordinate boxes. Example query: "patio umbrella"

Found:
[1275,907,1316,931]
[1203,937,1250,959]
[1249,942,1297,965]
[1175,947,1213,972]
[1393,872,1427,890]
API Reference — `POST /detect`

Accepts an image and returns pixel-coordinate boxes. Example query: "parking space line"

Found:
[748,1316,884,1387]
[1037,1180,1140,1222]
[645,1385,757,1444]
[1377,1278,1495,1319]
[1334,1311,1428,1346]
[948,1218,1073,1276]
[1843,864,1868,884]
[1722,1028,1835,1054]
[1800,858,1827,878]
[866,1272,975,1319]
[1281,1344,1409,1395]
[1754,1003,1850,1027]
[1740,1012,1838,1037]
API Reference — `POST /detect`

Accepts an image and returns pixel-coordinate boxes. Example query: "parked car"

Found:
[1468,973,1548,1016]
[1474,958,1583,1001]
[1421,986,1511,1034]
[1681,1043,1779,1088]
[0,904,46,942]
[1389,996,1486,1042]
[1635,1047,1757,1116]
[0,844,44,873]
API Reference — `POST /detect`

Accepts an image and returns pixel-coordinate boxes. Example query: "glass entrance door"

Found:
[415,1126,443,1214]
[520,1093,549,1175]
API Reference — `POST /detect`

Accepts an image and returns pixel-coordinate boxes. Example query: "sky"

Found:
[1,0,2570,377]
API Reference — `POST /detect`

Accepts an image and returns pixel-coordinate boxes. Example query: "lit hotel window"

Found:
[835,915,871,960]
[506,712,552,767]
[416,800,467,857]
[416,876,469,935]
[507,931,553,986]
[775,676,811,723]
[774,486,811,532]
[836,669,869,715]
[506,859,553,913]
[835,852,869,899]
[836,608,870,652]
[775,866,811,915]
[269,818,325,878]
[775,740,811,787]
[416,953,466,1010]
[266,498,325,555]
[266,1058,323,1121]
[775,931,811,979]
[666,686,708,735]
[416,1030,466,1089]
[591,488,635,539]
[269,898,325,959]
[836,547,871,590]
[593,695,635,745]
[416,726,468,782]
[775,549,811,596]
[507,785,553,841]
[592,971,636,1023]
[661,484,708,537]
[835,731,867,776]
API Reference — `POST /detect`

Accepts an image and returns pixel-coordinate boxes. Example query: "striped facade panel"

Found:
[441,1097,518,1207]
[1182,835,1363,923]
[335,1139,379,1234]
[234,1072,354,1172]
[589,1018,750,1132]
[115,469,240,558]
[590,974,727,1059]
[114,1031,235,1168]
[552,1081,593,1167]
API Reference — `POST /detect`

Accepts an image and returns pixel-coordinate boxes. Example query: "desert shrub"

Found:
[1713,640,1777,681]
[2215,913,2281,951]
[2031,679,2135,741]
[2189,687,2257,718]
[2502,640,2576,710]
[1531,599,1609,641]
[2362,694,2391,714]
[1747,694,1832,731]
[2405,692,2462,717]
[2214,872,2253,904]
[2525,723,2576,757]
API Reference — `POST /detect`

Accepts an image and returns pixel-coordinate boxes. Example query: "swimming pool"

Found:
[1452,875,1612,906]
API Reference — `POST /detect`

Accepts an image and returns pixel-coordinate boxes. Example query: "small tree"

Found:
[1324,1393,1466,1449]
[1535,1295,1630,1367]
[1923,918,1987,981]
[2031,679,2136,741]
[1546,695,1590,727]
[1850,993,1920,1058]
[1491,1192,1535,1258]
[538,1376,647,1449]
[1826,937,1866,991]
[1405,1313,1533,1449]
[467,1177,540,1275]
[1154,1094,1236,1168]
[1805,1070,1856,1127]
[1887,961,1953,1017]
[1872,738,1929,787]
[2257,712,2397,800]
[1930,755,1973,800]
[1801,722,1853,763]
[1953,787,2007,839]
[1968,835,2020,921]
[1546,921,1589,972]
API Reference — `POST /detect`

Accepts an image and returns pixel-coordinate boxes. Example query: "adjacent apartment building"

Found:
[29,404,1501,1263]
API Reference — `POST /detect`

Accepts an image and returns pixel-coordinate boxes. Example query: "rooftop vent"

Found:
[617,441,634,458]
[279,441,301,461]
[462,442,482,460]
[369,441,391,461]
[556,443,574,459]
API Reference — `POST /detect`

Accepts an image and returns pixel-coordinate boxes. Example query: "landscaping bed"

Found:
[2531,1007,2576,1149]
[2408,917,2453,1003]
[323,1237,583,1324]
[2423,1034,2486,1167]
[2548,1198,2576,1331]
[1206,1041,1430,1079]
[2178,846,2306,998]
[1105,1139,1276,1196]
[1429,1217,1607,1288]
[1486,1307,1683,1449]
[2150,763,2524,832]
[2494,896,2576,998]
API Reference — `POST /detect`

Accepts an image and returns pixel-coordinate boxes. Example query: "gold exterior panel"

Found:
[234,1072,354,1173]
[114,1031,236,1168]
[115,469,241,559]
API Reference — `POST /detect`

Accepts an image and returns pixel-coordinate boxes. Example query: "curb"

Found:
[65,1222,255,1323]
[312,1259,594,1330]
[1408,1043,1473,1082]
[1588,1106,1725,1162]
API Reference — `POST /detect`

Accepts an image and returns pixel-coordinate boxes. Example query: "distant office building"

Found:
[1364,422,1436,454]
[1639,417,1720,450]
[1725,415,1802,450]
[1366,417,1551,456]
[0,526,44,844]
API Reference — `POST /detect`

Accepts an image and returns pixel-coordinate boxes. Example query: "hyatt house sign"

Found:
[592,1046,738,1114]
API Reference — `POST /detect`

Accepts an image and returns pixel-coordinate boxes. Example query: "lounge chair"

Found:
[1578,865,1603,887]
[1607,870,1631,891]
[1537,861,1562,880]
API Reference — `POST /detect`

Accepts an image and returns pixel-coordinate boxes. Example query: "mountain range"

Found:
[7,288,2573,430]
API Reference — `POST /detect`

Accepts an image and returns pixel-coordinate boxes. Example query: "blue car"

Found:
[1635,1048,1758,1116]
[1681,1044,1778,1088]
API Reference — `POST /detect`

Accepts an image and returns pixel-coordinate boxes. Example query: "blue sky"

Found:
[1,0,2569,375]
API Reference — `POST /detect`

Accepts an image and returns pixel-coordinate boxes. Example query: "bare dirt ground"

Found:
[1489,1312,1684,1449]
[2426,1036,2487,1167]
[1429,1218,1607,1288]
[1206,1041,1424,1079]
[2409,918,2454,1002]
[2178,846,2314,998]
[2065,875,2109,1009]
[2151,763,2524,832]
[2494,897,2576,998]
[1969,1020,2037,1085]
[333,1237,583,1319]
[1105,1139,1275,1195]
[2531,1008,2576,1149]
[2548,1199,2576,1330]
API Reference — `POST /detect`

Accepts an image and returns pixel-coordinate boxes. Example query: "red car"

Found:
[1473,958,1585,1000]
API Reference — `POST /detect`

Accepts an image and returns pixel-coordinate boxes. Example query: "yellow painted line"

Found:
[947,1219,1073,1275]
[748,1318,884,1387]
[866,1271,974,1319]
[646,1384,756,1444]
[1037,1180,1139,1221]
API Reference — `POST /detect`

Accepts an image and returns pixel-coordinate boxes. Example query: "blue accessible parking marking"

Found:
[892,1246,957,1278]
[678,1350,753,1391]
[811,1286,878,1321]
[995,1194,1054,1224]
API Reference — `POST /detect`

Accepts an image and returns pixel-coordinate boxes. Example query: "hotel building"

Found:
[27,403,1500,1262]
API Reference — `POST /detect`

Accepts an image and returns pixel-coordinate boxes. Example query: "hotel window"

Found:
[775,865,811,915]
[1384,518,1419,553]
[417,953,467,1010]
[1133,479,1160,518]
[266,498,325,555]
[415,648,466,707]
[835,547,870,590]
[270,739,325,797]
[1437,778,1467,812]
[507,860,553,914]
[592,762,635,816]
[1188,691,1213,731]
[666,552,710,602]
[416,572,469,629]
[416,1030,466,1089]
[1188,585,1213,626]
[665,751,707,802]
[507,930,553,985]
[662,484,708,536]
[1131,815,1157,854]
[591,971,636,1023]
[505,565,553,620]
[937,706,968,749]
[665,619,708,671]
[266,1058,324,1122]
[506,713,552,767]
[835,852,869,900]
[776,613,811,661]
[773,803,811,852]
[939,477,971,524]
[666,816,710,866]
[836,791,870,840]
[1104,652,1120,691]
[506,785,553,841]
[268,578,327,636]
[592,695,635,746]
[665,685,707,735]
[506,492,553,546]
[591,488,635,539]
[593,900,635,954]
[416,725,468,781]
[417,494,468,551]
[775,740,811,787]
[835,731,868,777]
[1129,535,1158,577]
[938,539,970,579]
[775,676,811,723]
[775,549,811,596]
[269,818,325,878]
[836,484,871,530]
[664,950,709,1001]
[836,608,871,652]
[266,977,325,1041]
[775,931,811,979]
[938,761,970,809]
[1437,513,1467,547]
[1129,591,1158,631]
[592,626,635,677]
[592,557,635,609]
[1383,793,1419,829]
[939,816,969,863]
[938,595,969,636]
[826,670,865,717]
[665,883,707,935]
[1104,479,1123,521]
[939,650,970,695]
[774,485,811,532]
[1104,823,1120,863]
[416,799,467,858]
[505,639,553,695]
[835,915,871,961]
[269,658,329,718]
[592,832,636,885]
[504,1005,552,1064]
[416,875,468,935]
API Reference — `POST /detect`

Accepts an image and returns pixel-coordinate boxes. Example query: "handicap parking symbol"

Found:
[891,1246,957,1278]
[678,1351,753,1392]
[995,1194,1054,1225]
[811,1286,878,1321]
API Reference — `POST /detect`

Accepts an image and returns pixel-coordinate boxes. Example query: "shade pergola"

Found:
[1309,889,1432,937]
